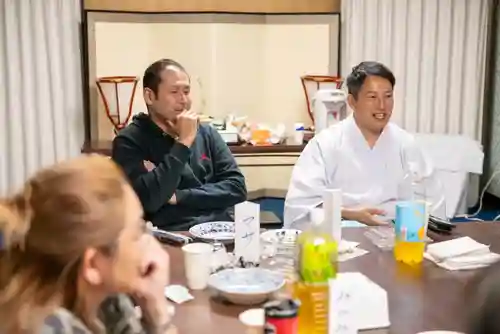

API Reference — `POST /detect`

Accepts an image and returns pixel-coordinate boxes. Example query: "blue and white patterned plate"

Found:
[189,221,235,242]
[209,268,285,295]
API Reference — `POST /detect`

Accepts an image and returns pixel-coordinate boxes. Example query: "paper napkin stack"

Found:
[424,237,500,270]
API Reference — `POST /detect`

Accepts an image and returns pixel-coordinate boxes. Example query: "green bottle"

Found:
[294,209,338,334]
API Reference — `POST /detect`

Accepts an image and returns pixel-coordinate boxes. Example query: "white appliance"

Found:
[210,118,239,144]
[312,89,347,134]
[218,130,239,144]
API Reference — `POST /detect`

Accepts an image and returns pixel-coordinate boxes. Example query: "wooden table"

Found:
[167,223,500,333]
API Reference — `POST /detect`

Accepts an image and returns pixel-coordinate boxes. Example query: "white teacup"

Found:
[182,243,213,290]
[239,308,264,334]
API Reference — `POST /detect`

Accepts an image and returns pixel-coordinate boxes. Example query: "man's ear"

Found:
[80,248,105,286]
[143,88,155,107]
[347,94,357,111]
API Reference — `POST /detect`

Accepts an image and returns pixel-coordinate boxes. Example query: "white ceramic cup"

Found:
[239,308,264,334]
[182,243,214,290]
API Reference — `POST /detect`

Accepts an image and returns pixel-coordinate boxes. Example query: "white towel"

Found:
[425,237,500,270]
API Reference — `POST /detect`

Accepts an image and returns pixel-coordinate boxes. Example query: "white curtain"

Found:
[341,0,490,140]
[0,0,84,196]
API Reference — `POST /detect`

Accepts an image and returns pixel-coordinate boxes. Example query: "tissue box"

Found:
[217,130,239,144]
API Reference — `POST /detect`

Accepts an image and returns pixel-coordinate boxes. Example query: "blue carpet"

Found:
[452,193,500,222]
[451,210,500,223]
[251,197,285,222]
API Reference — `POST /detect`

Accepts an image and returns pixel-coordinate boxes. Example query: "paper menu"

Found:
[329,273,390,334]
[234,201,260,263]
[323,189,342,242]
[329,276,358,334]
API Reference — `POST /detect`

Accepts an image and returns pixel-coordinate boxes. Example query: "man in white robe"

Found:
[284,61,445,228]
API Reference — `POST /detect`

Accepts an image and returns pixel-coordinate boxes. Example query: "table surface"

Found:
[167,222,500,334]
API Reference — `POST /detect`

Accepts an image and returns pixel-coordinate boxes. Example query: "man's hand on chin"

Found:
[168,193,177,205]
[143,160,156,172]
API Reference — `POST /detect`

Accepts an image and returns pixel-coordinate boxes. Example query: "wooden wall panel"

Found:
[83,0,341,13]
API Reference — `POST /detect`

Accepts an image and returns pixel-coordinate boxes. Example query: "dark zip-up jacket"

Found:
[112,113,247,231]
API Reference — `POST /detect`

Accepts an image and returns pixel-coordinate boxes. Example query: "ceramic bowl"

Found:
[208,268,285,305]
[260,229,302,244]
[189,221,235,244]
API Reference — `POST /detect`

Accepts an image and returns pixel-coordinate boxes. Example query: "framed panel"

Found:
[84,11,340,142]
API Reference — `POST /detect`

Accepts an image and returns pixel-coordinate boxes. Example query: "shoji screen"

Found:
[342,0,491,140]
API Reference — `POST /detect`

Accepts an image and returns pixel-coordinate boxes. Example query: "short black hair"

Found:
[345,61,395,99]
[142,59,187,95]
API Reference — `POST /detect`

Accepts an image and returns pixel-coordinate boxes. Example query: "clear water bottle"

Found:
[398,165,447,219]
[398,164,426,202]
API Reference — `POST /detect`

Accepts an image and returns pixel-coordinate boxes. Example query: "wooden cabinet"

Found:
[235,154,299,195]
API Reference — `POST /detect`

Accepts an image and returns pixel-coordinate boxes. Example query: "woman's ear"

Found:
[80,248,105,286]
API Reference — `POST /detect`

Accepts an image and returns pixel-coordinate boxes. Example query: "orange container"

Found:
[251,129,272,146]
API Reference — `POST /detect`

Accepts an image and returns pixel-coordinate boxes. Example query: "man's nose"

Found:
[377,97,386,110]
[179,92,188,104]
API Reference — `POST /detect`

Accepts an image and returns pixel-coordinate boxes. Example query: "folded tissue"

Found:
[338,240,369,262]
[164,285,194,304]
[424,237,500,270]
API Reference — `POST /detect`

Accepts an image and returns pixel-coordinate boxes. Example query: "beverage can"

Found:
[264,299,300,334]
[395,201,429,242]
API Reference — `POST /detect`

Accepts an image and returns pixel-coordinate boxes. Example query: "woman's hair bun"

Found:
[0,187,33,250]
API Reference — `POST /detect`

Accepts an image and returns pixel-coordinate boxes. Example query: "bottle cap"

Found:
[294,123,305,131]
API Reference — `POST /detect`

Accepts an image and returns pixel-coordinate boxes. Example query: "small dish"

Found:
[208,268,285,305]
[260,229,302,244]
[189,221,235,243]
[260,229,359,254]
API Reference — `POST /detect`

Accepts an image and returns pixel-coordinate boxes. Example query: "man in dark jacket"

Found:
[112,59,247,231]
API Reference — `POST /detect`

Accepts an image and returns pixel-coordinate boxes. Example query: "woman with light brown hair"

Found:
[0,155,176,333]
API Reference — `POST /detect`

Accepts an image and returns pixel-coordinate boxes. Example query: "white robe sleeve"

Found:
[403,139,447,219]
[284,138,330,229]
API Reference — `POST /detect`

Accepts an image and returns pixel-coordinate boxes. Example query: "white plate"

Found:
[260,229,302,244]
[260,229,359,254]
[209,268,285,305]
[189,221,235,242]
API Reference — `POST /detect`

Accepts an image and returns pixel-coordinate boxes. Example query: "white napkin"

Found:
[339,248,369,262]
[338,240,369,262]
[425,237,500,270]
[164,285,194,304]
[339,240,360,254]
